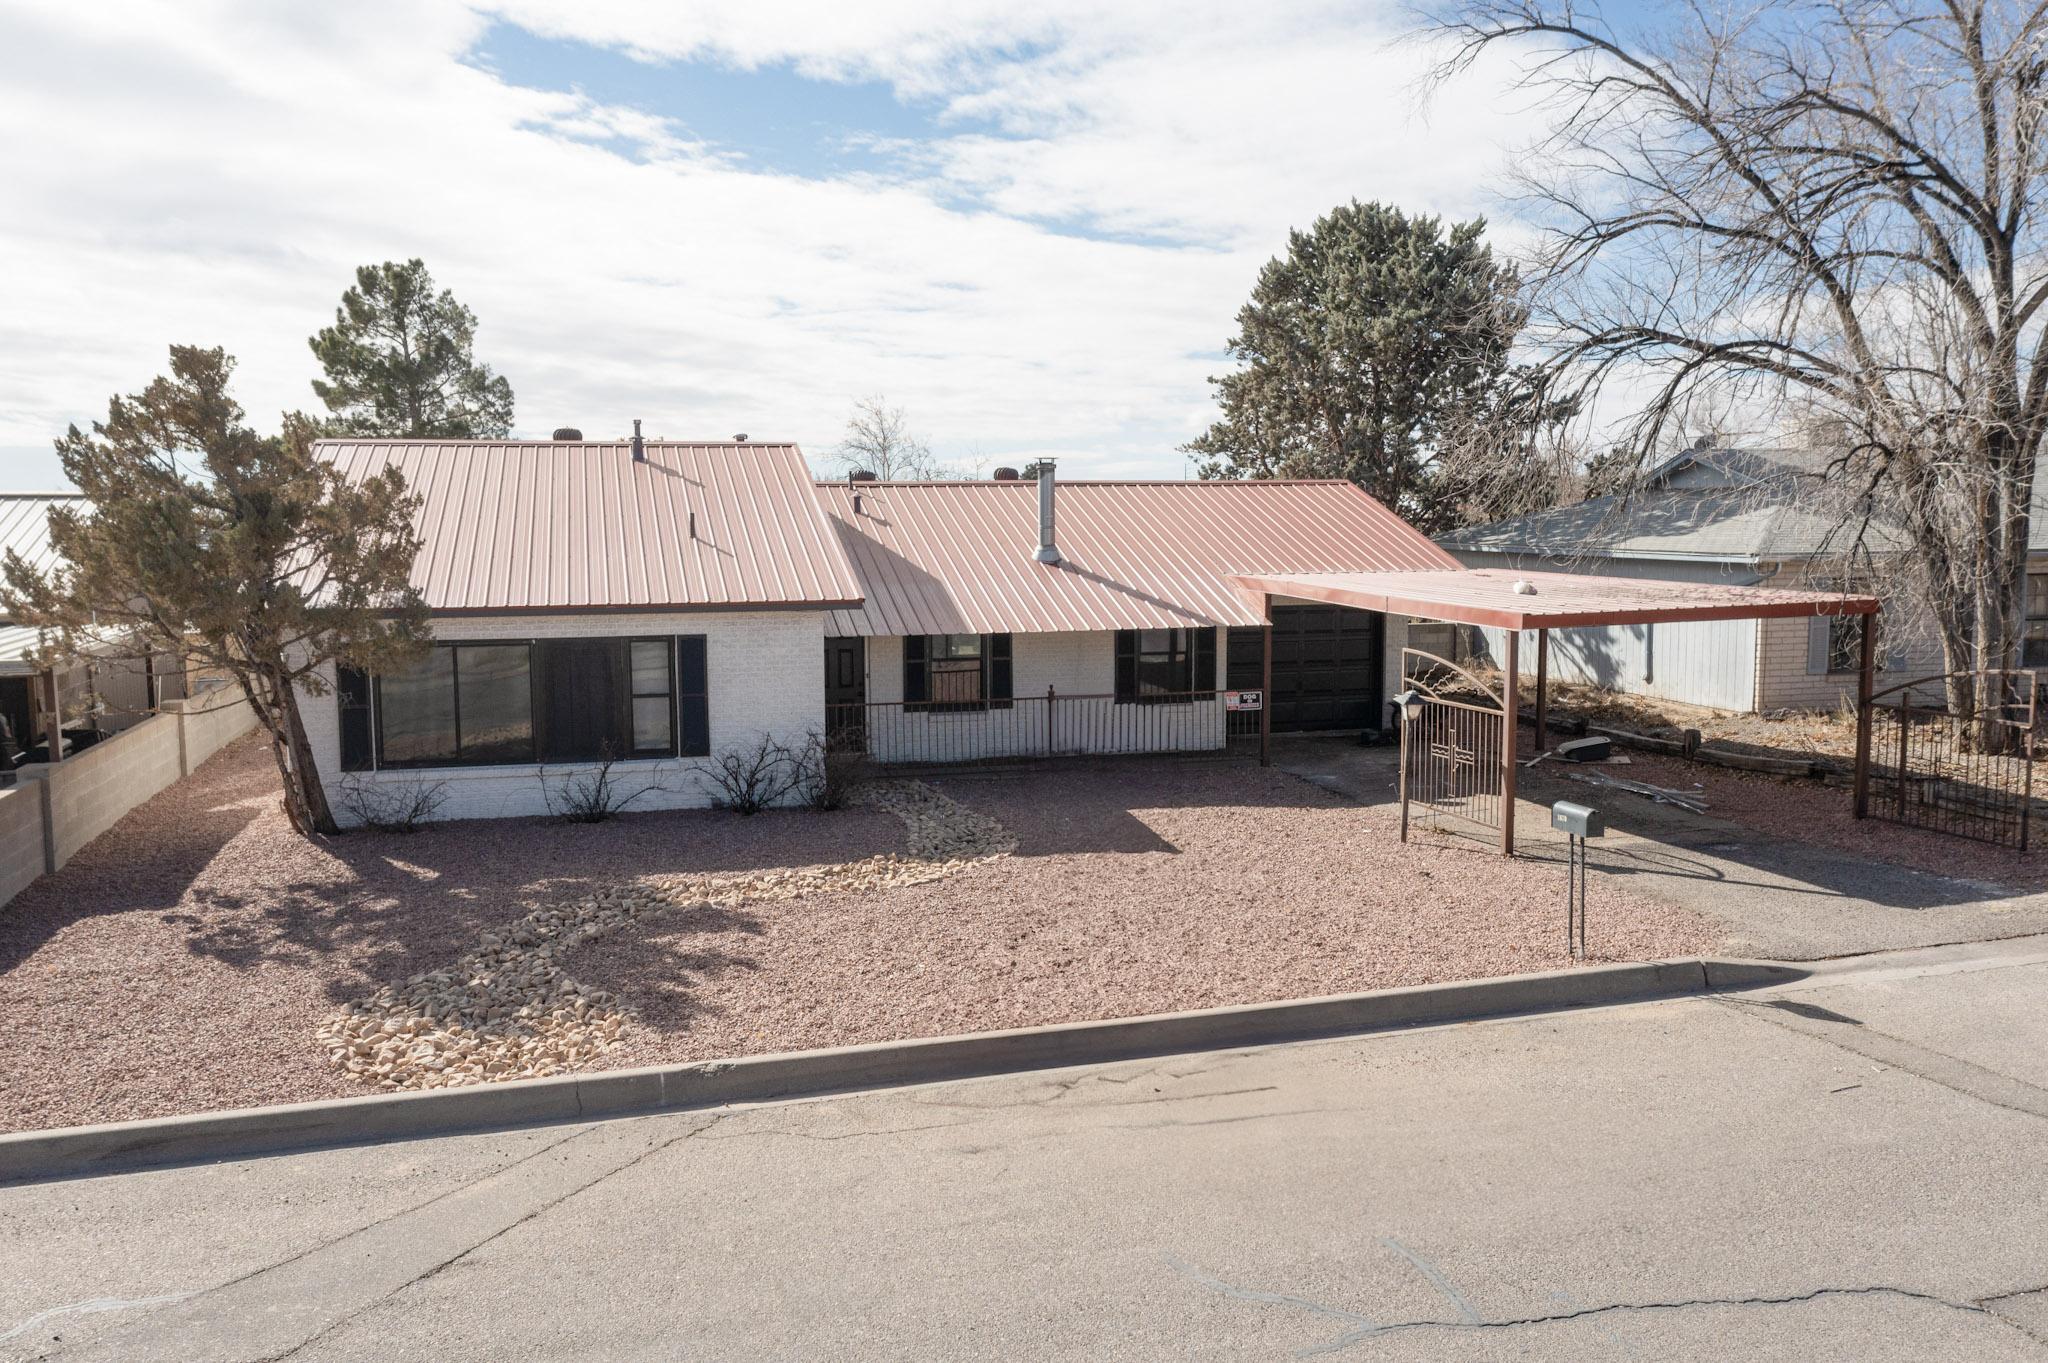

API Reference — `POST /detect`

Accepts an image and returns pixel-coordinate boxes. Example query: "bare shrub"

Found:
[700,733,809,814]
[791,728,872,810]
[539,747,664,824]
[336,774,448,833]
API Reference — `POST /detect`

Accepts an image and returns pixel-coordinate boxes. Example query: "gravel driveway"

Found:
[0,735,1714,1133]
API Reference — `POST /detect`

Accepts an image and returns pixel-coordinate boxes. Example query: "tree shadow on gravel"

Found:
[564,901,769,1038]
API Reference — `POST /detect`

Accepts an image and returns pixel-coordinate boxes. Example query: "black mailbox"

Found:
[1550,801,1604,838]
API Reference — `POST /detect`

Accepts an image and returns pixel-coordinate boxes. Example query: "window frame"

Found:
[373,639,539,770]
[1116,627,1213,706]
[627,636,678,759]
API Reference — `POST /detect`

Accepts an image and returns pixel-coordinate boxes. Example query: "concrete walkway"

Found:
[1270,736,2048,959]
[6,934,2048,1361]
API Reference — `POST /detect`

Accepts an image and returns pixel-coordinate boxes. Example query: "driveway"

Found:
[6,933,2048,1361]
[1271,736,2048,959]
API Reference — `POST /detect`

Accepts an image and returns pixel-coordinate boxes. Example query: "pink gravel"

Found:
[0,735,1714,1134]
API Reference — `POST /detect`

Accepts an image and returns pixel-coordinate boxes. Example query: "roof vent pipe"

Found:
[1033,460,1062,565]
[552,426,583,441]
[631,419,645,462]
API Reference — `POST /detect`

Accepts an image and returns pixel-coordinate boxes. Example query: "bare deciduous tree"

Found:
[1427,0,2048,730]
[825,397,975,480]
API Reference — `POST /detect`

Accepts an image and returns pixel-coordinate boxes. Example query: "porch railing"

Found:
[827,688,1261,766]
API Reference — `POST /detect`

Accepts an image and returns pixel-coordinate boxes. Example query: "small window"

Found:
[929,634,984,708]
[1826,616,1871,675]
[1116,628,1215,705]
[629,639,674,756]
[2026,575,2048,668]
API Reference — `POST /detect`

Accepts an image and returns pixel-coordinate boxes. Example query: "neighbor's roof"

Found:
[819,479,1457,636]
[1227,569,1878,632]
[318,439,863,613]
[0,492,82,584]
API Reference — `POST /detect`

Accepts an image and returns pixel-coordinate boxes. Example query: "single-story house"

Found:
[304,436,1454,823]
[1437,445,1946,712]
[307,434,1876,838]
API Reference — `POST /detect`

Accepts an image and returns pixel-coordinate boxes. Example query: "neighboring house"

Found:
[305,436,1455,823]
[1437,447,1944,713]
[0,492,187,764]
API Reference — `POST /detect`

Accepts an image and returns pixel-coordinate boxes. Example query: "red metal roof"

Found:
[1227,569,1879,631]
[318,439,863,613]
[820,479,1457,636]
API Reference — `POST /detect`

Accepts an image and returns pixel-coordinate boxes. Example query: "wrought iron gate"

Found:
[1399,647,1506,840]
[1861,670,2037,850]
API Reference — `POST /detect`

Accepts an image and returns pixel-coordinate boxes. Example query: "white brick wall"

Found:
[856,629,1232,761]
[301,610,826,825]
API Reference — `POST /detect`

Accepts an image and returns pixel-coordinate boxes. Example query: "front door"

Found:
[823,637,867,750]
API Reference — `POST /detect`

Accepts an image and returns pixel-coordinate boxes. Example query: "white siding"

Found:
[1451,551,1761,711]
[860,629,1230,762]
[300,610,826,825]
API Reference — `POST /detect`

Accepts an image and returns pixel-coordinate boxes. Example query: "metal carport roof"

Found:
[1227,568,1878,631]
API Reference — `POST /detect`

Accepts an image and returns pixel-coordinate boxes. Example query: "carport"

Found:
[1227,568,1880,854]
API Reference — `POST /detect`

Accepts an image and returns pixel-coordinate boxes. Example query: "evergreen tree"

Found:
[310,259,514,438]
[2,347,431,835]
[1186,201,1537,529]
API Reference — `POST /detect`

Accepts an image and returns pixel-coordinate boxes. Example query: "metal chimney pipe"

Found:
[1033,460,1062,564]
[631,418,645,462]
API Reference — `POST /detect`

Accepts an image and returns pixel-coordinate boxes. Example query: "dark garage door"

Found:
[1228,607,1384,733]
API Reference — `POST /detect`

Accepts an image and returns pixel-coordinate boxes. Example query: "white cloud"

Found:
[0,0,1538,489]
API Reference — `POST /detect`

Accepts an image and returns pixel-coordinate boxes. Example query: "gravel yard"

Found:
[0,733,1713,1133]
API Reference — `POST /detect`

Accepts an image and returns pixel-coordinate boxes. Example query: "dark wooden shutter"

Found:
[903,636,929,706]
[537,639,626,761]
[1114,630,1137,702]
[1192,628,1217,695]
[338,665,373,771]
[676,635,709,757]
[987,633,1013,707]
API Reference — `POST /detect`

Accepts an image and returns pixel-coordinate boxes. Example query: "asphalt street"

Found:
[6,935,2048,1362]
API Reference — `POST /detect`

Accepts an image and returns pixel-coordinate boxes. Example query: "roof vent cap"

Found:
[993,466,1021,481]
[551,427,583,441]
[733,433,748,443]
[848,469,878,483]
[630,418,645,462]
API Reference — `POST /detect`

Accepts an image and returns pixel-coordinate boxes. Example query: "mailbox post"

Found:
[1550,801,1604,959]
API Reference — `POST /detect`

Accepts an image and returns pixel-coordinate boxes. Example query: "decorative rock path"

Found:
[317,781,1016,1092]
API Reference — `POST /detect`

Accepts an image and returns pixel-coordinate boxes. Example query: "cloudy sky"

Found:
[0,0,1538,489]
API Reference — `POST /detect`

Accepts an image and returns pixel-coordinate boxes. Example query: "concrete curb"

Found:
[0,956,1805,1186]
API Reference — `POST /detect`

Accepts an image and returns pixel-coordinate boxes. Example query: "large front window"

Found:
[929,634,984,706]
[903,633,1012,712]
[344,635,707,771]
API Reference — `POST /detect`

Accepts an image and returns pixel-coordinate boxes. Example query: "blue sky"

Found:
[0,1,1533,489]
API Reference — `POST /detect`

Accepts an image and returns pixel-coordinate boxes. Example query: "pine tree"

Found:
[310,259,514,438]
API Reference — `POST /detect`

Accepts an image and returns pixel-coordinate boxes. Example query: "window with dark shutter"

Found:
[902,635,929,705]
[1114,628,1210,705]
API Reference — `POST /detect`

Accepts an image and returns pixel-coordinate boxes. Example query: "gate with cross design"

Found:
[1397,646,1507,842]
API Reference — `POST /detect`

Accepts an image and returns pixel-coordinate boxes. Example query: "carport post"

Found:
[1259,596,1273,767]
[1501,629,1518,856]
[1853,610,1876,820]
[1534,628,1549,753]
[39,667,61,764]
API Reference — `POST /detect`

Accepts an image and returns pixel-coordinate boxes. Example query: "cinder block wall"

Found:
[0,686,257,912]
[299,610,826,825]
[0,786,45,909]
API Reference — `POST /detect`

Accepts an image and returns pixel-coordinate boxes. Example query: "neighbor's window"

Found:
[1115,628,1215,704]
[2026,575,2048,668]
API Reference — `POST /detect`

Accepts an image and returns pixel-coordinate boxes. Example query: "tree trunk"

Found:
[235,664,341,837]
